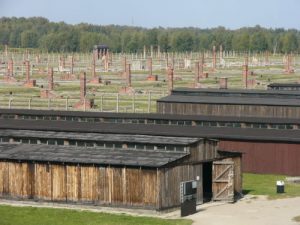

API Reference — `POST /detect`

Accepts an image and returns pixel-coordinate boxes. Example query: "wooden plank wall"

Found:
[232,156,242,194]
[159,164,203,209]
[0,162,158,209]
[185,139,219,163]
[157,102,300,118]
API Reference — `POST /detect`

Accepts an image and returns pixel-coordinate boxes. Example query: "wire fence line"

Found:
[0,92,166,113]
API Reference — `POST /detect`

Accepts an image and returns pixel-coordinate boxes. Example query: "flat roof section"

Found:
[1,108,300,124]
[0,143,188,168]
[171,88,300,98]
[157,95,300,107]
[1,119,300,143]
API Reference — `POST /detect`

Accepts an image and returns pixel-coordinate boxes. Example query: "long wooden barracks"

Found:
[1,86,300,210]
[0,116,242,210]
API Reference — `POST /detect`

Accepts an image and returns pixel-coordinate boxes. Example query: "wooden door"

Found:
[212,159,234,202]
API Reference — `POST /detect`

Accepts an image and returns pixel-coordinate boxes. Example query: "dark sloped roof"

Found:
[268,83,300,88]
[1,119,300,143]
[171,88,300,98]
[1,108,300,124]
[157,94,300,106]
[0,143,188,168]
[0,129,200,145]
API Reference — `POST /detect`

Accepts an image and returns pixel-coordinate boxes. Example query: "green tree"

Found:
[20,30,38,48]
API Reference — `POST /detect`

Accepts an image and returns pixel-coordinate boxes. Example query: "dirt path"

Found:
[188,195,300,225]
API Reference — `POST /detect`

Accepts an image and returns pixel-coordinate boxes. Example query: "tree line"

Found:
[0,17,299,53]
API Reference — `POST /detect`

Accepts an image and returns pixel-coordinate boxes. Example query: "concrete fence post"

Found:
[8,98,12,109]
[116,93,119,112]
[148,91,151,113]
[28,98,32,109]
[132,92,135,113]
[65,97,69,111]
[100,95,103,112]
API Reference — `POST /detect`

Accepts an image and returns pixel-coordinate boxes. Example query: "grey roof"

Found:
[0,143,188,168]
[157,94,300,107]
[0,129,200,145]
[268,83,300,88]
[1,119,300,143]
[170,88,300,98]
[1,108,300,124]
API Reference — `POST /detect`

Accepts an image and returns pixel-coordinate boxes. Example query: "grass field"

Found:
[243,173,300,199]
[0,205,192,225]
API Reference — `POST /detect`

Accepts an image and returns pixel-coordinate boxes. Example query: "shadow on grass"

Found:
[242,189,253,195]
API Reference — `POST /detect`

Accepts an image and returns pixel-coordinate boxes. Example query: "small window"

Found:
[13,138,21,143]
[72,117,79,122]
[40,139,47,144]
[218,122,226,127]
[66,117,72,121]
[178,121,184,126]
[170,120,178,125]
[156,145,165,150]
[195,121,203,126]
[253,124,260,128]
[127,144,135,149]
[184,121,192,126]
[131,119,138,124]
[233,123,241,128]
[69,140,76,146]
[87,118,94,122]
[77,141,85,147]
[114,143,123,149]
[86,142,94,147]
[21,139,30,144]
[96,142,105,147]
[145,144,155,150]
[225,123,234,127]
[116,119,123,123]
[210,122,217,127]
[260,124,267,129]
[94,118,100,122]
[48,139,56,145]
[147,119,155,124]
[57,140,64,145]
[136,144,145,150]
[30,139,38,144]
[286,124,293,130]
[203,122,210,126]
[175,146,185,152]
[278,125,285,129]
[1,137,10,142]
[138,119,145,124]
[105,143,114,148]
[166,145,175,151]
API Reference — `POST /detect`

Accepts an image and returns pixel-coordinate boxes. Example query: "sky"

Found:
[0,0,299,29]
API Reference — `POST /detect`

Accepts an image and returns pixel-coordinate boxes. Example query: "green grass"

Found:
[243,173,300,199]
[0,205,192,225]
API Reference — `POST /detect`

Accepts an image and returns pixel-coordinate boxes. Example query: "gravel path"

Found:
[188,196,300,225]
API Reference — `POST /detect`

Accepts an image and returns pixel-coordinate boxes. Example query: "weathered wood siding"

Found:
[157,102,300,118]
[186,139,219,162]
[0,162,159,209]
[159,164,203,209]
